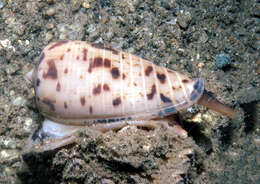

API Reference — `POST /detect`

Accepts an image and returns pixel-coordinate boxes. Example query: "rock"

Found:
[57,23,85,40]
[177,10,192,29]
[215,53,231,69]
[46,22,55,30]
[12,97,26,106]
[15,24,25,36]
[46,7,56,16]
[45,32,54,42]
[0,39,15,51]
[24,118,33,132]
[0,150,19,163]
[81,1,90,9]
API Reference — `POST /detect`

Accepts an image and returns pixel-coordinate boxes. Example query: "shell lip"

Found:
[189,78,205,103]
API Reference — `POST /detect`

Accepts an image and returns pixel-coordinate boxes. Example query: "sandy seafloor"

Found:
[0,0,259,183]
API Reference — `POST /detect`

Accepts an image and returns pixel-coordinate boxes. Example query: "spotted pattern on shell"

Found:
[93,84,101,95]
[147,84,156,100]
[145,66,153,76]
[42,60,57,79]
[112,97,121,106]
[25,39,239,160]
[32,40,204,125]
[80,96,86,106]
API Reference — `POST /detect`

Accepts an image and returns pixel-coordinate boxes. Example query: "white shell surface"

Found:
[31,41,204,125]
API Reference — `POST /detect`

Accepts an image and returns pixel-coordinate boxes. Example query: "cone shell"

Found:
[29,40,204,125]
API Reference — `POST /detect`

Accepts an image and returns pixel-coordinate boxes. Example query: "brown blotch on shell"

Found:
[147,84,156,100]
[88,57,104,73]
[160,93,172,103]
[48,40,69,50]
[123,73,126,80]
[145,66,153,76]
[182,79,189,83]
[91,43,119,55]
[112,97,121,106]
[156,72,166,84]
[122,54,125,59]
[56,82,61,92]
[172,86,181,90]
[88,63,92,73]
[103,84,110,91]
[60,54,64,60]
[111,67,120,79]
[43,60,58,79]
[89,106,93,114]
[76,55,79,60]
[64,101,68,109]
[36,78,40,86]
[42,98,56,111]
[80,96,86,106]
[83,48,87,61]
[93,84,101,95]
[104,58,111,68]
[64,68,68,74]
[93,57,103,67]
[67,48,71,52]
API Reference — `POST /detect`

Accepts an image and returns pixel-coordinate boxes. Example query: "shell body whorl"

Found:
[31,41,204,125]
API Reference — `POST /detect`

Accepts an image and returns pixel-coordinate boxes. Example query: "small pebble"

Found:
[0,150,19,163]
[25,40,30,45]
[5,17,16,25]
[0,39,15,51]
[12,96,26,106]
[215,53,231,69]
[198,62,205,68]
[9,90,15,96]
[81,1,90,9]
[0,137,17,149]
[45,32,54,42]
[198,31,208,43]
[15,24,25,36]
[17,40,23,45]
[166,18,177,25]
[71,0,81,11]
[6,64,19,74]
[24,118,33,132]
[101,178,115,184]
[46,22,55,30]
[142,143,152,152]
[177,10,191,29]
[191,113,202,123]
[46,7,56,16]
